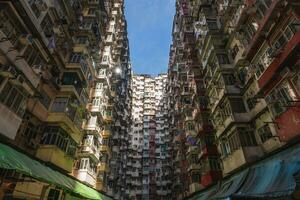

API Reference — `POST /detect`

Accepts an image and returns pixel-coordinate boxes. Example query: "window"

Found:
[209,157,221,171]
[0,82,26,117]
[106,34,112,41]
[69,52,83,63]
[189,154,197,165]
[292,73,300,94]
[223,73,236,85]
[109,25,114,31]
[100,154,108,163]
[61,72,82,87]
[207,19,218,30]
[186,122,194,131]
[51,97,68,112]
[290,18,300,34]
[79,158,89,169]
[256,0,270,20]
[228,132,241,152]
[82,21,93,29]
[88,8,96,15]
[102,138,109,145]
[95,82,103,90]
[40,90,51,109]
[0,8,22,45]
[266,83,296,116]
[92,97,101,106]
[98,69,106,76]
[257,125,273,143]
[28,0,42,18]
[238,127,257,146]
[47,188,60,200]
[220,137,231,157]
[23,122,43,144]
[40,126,77,157]
[217,54,230,65]
[23,45,45,69]
[76,36,88,44]
[230,98,246,113]
[0,76,4,87]
[41,14,53,37]
[247,97,257,110]
[231,45,239,60]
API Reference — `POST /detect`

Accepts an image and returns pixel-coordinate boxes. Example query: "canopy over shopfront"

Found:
[0,143,112,200]
[188,144,300,200]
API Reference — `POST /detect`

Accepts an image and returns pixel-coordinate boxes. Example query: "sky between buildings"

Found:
[124,0,176,76]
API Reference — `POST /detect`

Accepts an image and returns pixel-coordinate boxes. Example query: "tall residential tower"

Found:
[128,74,172,200]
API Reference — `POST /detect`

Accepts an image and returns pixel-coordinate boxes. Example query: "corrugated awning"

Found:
[210,169,249,199]
[0,143,111,200]
[235,146,300,199]
[186,144,300,200]
[190,186,217,200]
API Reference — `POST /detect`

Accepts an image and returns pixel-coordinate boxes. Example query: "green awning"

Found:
[0,143,112,200]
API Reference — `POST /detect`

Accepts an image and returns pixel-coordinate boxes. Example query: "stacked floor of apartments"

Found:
[128,74,172,200]
[0,0,131,199]
[168,0,300,200]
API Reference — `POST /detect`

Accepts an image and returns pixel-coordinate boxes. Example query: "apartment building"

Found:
[167,0,222,199]
[168,0,300,200]
[74,0,132,198]
[0,0,130,199]
[127,74,172,200]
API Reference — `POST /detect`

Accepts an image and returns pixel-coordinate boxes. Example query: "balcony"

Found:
[187,163,201,171]
[89,104,103,113]
[0,103,23,140]
[100,145,111,156]
[46,111,82,143]
[98,163,109,172]
[60,85,83,102]
[101,130,111,138]
[209,85,241,112]
[73,168,96,187]
[78,145,100,162]
[245,0,285,60]
[0,30,40,88]
[103,114,113,123]
[222,146,263,174]
[96,180,106,192]
[65,61,89,82]
[36,145,75,172]
[258,31,300,91]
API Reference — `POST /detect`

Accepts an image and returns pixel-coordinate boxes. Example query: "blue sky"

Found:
[124,0,175,76]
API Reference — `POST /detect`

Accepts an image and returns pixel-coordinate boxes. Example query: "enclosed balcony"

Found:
[66,52,90,81]
[101,128,111,139]
[60,72,84,101]
[219,126,264,174]
[78,134,100,161]
[73,157,97,187]
[37,126,77,172]
[102,109,113,122]
[47,97,83,143]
